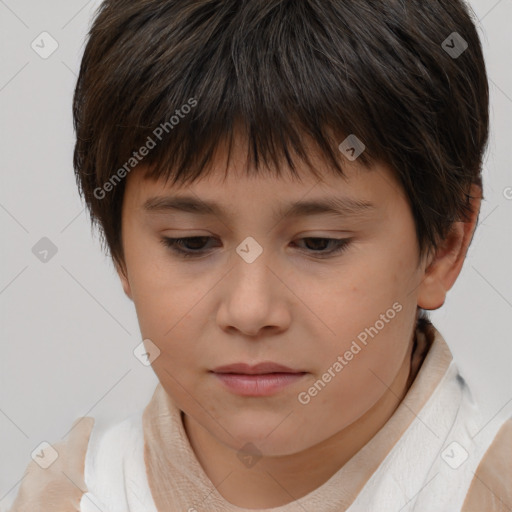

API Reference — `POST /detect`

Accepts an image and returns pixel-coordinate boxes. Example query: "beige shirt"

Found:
[8,324,512,511]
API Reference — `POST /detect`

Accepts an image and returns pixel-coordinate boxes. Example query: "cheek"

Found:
[318,254,401,336]
[306,252,416,417]
[298,307,411,432]
[125,231,185,330]
[127,265,211,375]
[133,282,198,353]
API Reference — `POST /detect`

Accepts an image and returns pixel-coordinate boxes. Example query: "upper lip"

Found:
[212,362,304,374]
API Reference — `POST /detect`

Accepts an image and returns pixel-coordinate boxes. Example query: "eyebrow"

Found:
[142,194,376,221]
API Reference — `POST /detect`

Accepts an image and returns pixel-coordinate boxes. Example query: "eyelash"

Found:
[159,236,352,259]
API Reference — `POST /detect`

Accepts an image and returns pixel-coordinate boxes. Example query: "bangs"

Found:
[77,0,431,190]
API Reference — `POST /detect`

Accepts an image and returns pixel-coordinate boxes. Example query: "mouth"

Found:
[212,362,305,375]
[210,362,307,396]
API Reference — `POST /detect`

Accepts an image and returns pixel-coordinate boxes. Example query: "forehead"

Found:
[123,131,403,218]
[123,167,404,237]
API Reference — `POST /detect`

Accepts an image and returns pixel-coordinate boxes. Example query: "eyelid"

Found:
[159,235,353,260]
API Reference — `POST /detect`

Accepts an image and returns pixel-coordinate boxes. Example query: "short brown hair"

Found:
[73,0,489,277]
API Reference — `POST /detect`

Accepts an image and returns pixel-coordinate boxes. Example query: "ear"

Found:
[417,184,482,310]
[114,260,133,301]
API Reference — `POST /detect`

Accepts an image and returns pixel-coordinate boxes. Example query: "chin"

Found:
[220,416,307,456]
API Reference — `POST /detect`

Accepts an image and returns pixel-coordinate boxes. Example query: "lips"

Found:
[211,362,304,375]
[211,362,307,396]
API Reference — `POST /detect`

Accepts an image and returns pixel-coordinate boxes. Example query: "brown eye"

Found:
[292,238,351,257]
[160,236,217,258]
[160,236,352,260]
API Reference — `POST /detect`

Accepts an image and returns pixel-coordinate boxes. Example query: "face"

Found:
[117,136,430,457]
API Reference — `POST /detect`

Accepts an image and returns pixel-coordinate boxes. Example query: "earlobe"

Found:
[417,185,481,311]
[417,275,447,310]
[417,231,461,310]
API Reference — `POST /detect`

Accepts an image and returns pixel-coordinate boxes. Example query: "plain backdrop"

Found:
[0,0,511,509]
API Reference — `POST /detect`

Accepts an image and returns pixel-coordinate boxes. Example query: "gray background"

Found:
[1,0,511,509]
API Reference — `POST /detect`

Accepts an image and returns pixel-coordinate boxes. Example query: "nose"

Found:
[215,248,292,337]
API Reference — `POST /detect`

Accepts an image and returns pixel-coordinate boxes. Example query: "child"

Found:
[9,0,511,510]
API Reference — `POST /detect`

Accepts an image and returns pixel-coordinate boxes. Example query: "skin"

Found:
[116,134,481,509]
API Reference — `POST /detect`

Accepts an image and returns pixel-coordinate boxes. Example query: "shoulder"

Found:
[8,417,95,512]
[462,417,512,511]
[82,410,153,511]
[84,409,145,477]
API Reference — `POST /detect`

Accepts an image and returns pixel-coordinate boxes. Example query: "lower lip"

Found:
[212,372,307,396]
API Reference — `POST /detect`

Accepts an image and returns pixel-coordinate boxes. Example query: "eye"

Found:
[159,236,217,258]
[160,236,351,259]
[291,237,352,258]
